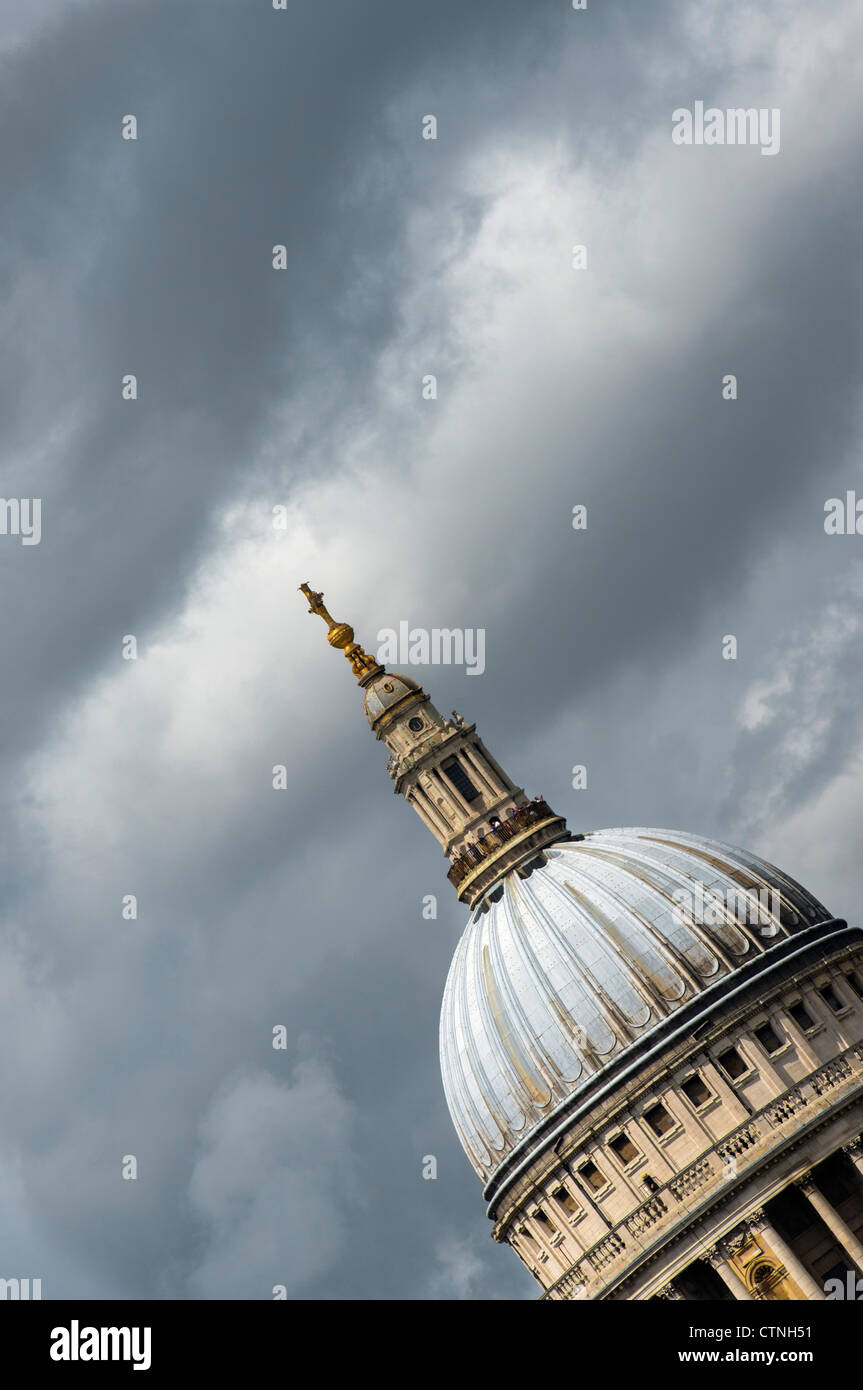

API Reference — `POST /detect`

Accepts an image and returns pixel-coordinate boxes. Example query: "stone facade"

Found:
[490,946,863,1300]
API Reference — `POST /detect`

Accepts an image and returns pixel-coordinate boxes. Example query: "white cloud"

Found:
[424,1233,488,1301]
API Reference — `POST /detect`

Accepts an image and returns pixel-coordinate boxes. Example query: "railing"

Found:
[624,1194,668,1237]
[446,800,561,889]
[716,1124,758,1161]
[539,1041,863,1300]
[811,1055,853,1095]
[586,1231,626,1273]
[667,1158,712,1202]
[765,1088,805,1125]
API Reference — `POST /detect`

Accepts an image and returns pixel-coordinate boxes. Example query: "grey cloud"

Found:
[186,1063,356,1299]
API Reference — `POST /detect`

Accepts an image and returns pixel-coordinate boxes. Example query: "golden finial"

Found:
[298,582,383,685]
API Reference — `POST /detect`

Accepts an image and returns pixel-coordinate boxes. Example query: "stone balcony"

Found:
[446,800,574,908]
[540,1041,863,1300]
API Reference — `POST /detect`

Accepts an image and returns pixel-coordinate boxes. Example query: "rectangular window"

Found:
[788,1000,816,1032]
[717,1046,748,1080]
[533,1210,557,1234]
[644,1103,675,1137]
[845,971,863,999]
[819,982,845,1014]
[442,759,480,803]
[681,1074,711,1108]
[578,1161,607,1192]
[609,1133,639,1165]
[754,1022,783,1055]
[552,1186,580,1216]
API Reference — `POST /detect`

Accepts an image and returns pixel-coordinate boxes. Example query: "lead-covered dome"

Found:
[439,827,831,1183]
[362,671,423,733]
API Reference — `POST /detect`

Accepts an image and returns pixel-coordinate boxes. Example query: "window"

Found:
[819,982,845,1014]
[681,1074,712,1108]
[578,1161,607,1192]
[642,1174,660,1194]
[644,1103,675,1137]
[442,759,480,803]
[533,1210,557,1234]
[751,1262,777,1289]
[754,1022,783,1055]
[788,1000,816,1032]
[609,1133,639,1165]
[844,972,863,1000]
[408,716,424,732]
[717,1046,748,1080]
[552,1186,580,1216]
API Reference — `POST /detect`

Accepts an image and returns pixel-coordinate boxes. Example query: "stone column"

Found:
[704,1245,754,1301]
[701,1059,752,1126]
[407,786,450,843]
[420,773,457,831]
[431,766,475,821]
[795,1173,863,1272]
[526,1216,570,1278]
[738,1034,785,1093]
[749,1211,825,1300]
[843,1137,863,1181]
[782,1013,821,1071]
[476,738,520,798]
[461,743,506,800]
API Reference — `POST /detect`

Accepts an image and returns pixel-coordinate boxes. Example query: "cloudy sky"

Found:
[1,0,862,1301]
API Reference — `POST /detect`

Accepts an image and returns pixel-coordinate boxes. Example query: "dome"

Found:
[363,672,423,732]
[439,827,832,1185]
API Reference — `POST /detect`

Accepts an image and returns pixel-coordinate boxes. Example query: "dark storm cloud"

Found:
[0,0,546,758]
[1,0,862,1302]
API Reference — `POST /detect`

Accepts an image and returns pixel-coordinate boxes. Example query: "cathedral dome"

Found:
[439,827,831,1185]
